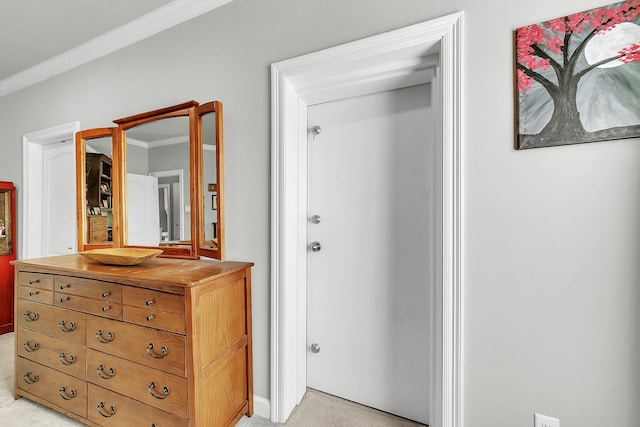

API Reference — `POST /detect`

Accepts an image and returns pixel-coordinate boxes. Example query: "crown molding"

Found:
[0,0,235,98]
[122,136,214,151]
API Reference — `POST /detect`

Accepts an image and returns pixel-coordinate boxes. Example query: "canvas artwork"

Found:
[515,1,640,149]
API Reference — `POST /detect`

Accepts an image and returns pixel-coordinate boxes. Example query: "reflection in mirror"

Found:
[198,102,224,259]
[0,186,13,255]
[202,119,217,246]
[151,170,185,243]
[125,116,190,248]
[84,136,114,246]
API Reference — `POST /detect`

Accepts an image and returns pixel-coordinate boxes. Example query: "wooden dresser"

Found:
[86,216,108,244]
[13,254,253,427]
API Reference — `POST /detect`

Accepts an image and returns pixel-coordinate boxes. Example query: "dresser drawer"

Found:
[88,384,188,427]
[17,300,86,345]
[17,328,86,379]
[86,316,186,377]
[54,276,123,302]
[17,272,53,290]
[55,293,123,319]
[87,349,188,418]
[89,216,107,231]
[17,357,87,418]
[89,229,108,243]
[123,287,184,315]
[123,305,186,334]
[17,286,53,304]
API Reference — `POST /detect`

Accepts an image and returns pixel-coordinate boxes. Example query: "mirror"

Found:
[0,184,14,256]
[114,102,197,258]
[124,116,190,248]
[75,128,118,250]
[76,101,224,259]
[197,102,224,259]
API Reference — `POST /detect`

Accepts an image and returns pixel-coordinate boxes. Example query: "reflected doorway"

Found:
[150,169,184,242]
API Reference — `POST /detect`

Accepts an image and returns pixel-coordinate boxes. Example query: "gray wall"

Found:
[126,144,150,175]
[1,0,639,425]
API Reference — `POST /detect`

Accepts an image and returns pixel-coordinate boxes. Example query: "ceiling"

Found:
[0,0,234,97]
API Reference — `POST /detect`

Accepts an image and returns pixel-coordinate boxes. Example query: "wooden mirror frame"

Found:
[75,101,224,260]
[196,101,225,260]
[115,101,198,259]
[75,127,121,251]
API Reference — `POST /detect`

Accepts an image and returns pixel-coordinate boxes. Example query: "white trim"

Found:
[22,122,80,260]
[127,136,215,150]
[127,136,191,149]
[0,0,235,98]
[124,137,149,149]
[253,395,271,420]
[271,11,464,427]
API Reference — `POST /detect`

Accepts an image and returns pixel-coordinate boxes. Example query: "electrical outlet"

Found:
[534,413,559,427]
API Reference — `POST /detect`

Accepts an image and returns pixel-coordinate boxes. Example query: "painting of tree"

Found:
[515,1,640,149]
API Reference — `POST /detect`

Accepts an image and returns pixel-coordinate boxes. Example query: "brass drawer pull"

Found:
[58,320,76,332]
[101,306,110,312]
[23,340,39,352]
[146,343,168,359]
[58,386,77,400]
[59,297,69,303]
[28,291,38,297]
[147,382,170,400]
[146,315,154,321]
[59,284,70,290]
[23,372,39,384]
[96,330,115,343]
[59,352,76,366]
[102,291,110,298]
[97,402,117,418]
[97,365,116,380]
[145,300,154,306]
[23,311,39,322]
[28,279,40,285]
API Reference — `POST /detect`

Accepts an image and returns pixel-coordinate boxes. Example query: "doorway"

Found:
[23,122,80,259]
[271,12,463,426]
[306,85,432,423]
[150,169,185,242]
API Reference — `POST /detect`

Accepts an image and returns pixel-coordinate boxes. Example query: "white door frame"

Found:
[271,12,464,427]
[22,122,80,260]
[149,169,185,241]
[158,184,172,240]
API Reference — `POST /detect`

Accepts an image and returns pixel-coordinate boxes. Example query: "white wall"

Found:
[0,0,638,425]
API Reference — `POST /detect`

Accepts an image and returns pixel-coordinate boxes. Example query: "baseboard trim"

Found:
[253,395,271,419]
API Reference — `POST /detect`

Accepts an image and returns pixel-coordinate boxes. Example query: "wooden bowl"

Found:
[79,248,163,266]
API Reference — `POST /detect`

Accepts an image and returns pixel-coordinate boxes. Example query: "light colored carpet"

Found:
[286,389,427,427]
[2,332,425,426]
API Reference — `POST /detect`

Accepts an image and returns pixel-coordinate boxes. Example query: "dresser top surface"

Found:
[12,254,252,291]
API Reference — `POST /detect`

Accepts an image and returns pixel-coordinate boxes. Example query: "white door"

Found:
[127,173,159,246]
[307,84,432,423]
[42,140,76,256]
